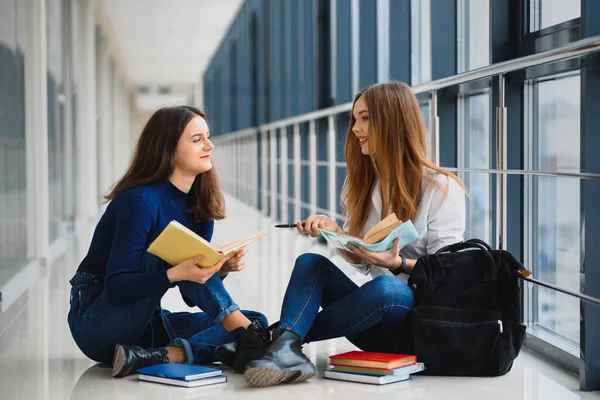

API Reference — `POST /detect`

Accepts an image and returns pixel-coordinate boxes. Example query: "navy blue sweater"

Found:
[77,180,214,307]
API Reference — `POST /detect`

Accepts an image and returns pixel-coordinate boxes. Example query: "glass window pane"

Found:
[458,92,492,244]
[0,0,28,269]
[527,74,581,345]
[410,0,431,85]
[47,0,66,242]
[457,0,490,73]
[530,0,580,32]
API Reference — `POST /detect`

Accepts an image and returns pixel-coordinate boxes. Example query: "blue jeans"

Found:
[67,254,268,364]
[278,253,414,353]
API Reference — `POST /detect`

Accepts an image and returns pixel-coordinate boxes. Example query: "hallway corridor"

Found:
[0,196,597,400]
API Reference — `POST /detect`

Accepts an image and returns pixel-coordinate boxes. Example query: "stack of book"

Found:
[324,351,424,385]
[137,363,227,388]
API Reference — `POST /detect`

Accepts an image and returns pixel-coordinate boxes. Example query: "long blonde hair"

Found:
[341,81,464,235]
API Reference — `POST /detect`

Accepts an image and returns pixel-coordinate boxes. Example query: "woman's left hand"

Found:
[347,238,403,271]
[220,247,249,276]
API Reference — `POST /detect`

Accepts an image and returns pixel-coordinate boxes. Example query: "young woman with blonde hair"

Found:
[243,81,466,387]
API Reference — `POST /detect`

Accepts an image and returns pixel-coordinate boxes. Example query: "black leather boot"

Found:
[111,344,169,377]
[222,320,271,373]
[215,321,278,371]
[244,328,317,387]
[214,341,237,369]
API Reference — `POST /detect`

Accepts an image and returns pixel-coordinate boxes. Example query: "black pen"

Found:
[274,222,305,228]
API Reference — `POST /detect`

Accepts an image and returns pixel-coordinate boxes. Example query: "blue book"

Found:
[319,218,419,253]
[137,363,222,381]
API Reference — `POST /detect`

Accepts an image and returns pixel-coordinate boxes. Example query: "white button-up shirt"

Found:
[343,168,466,283]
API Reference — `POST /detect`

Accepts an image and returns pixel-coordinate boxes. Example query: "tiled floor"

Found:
[0,196,598,399]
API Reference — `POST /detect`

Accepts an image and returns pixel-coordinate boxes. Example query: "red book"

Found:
[329,351,416,370]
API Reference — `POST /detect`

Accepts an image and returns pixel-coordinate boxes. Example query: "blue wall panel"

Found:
[359,0,377,89]
[335,0,352,104]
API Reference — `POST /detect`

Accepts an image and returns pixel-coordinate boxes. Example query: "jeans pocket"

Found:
[70,279,103,320]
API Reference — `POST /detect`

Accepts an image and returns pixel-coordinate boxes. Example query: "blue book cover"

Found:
[319,220,419,253]
[137,363,222,381]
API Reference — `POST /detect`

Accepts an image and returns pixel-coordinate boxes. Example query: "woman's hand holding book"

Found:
[167,255,230,284]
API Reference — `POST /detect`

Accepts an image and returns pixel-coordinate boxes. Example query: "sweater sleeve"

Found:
[104,192,172,306]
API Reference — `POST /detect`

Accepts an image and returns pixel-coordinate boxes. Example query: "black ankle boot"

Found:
[222,320,271,373]
[111,344,169,377]
[215,321,279,371]
[244,328,317,387]
[214,341,237,369]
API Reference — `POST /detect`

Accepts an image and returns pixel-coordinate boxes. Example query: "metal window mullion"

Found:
[261,129,268,214]
[327,116,337,220]
[495,74,508,250]
[429,90,439,165]
[376,0,390,82]
[309,119,317,215]
[270,129,278,219]
[280,127,288,222]
[294,123,301,222]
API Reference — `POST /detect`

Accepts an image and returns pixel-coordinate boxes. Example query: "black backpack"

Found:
[406,239,528,377]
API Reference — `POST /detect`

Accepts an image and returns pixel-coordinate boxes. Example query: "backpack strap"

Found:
[464,238,492,250]
[435,241,496,282]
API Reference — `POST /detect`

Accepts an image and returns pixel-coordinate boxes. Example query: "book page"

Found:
[318,229,366,252]
[220,231,268,255]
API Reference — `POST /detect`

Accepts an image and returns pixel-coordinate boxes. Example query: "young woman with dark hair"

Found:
[67,106,270,377]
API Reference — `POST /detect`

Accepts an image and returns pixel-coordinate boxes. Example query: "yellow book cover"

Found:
[147,220,268,268]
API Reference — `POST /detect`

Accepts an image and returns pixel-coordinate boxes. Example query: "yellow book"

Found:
[147,220,268,268]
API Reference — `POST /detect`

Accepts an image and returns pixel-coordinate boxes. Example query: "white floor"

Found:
[0,196,598,400]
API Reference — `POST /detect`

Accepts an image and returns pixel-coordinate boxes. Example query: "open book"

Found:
[319,213,419,253]
[147,220,268,268]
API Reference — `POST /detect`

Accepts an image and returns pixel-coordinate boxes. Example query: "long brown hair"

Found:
[342,81,464,235]
[105,105,225,221]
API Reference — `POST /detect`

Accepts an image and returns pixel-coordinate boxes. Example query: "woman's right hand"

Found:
[297,215,340,238]
[167,255,229,284]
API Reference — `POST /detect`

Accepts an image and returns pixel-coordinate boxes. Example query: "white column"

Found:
[194,81,204,109]
[97,35,113,199]
[25,0,49,261]
[62,0,75,227]
[111,71,121,181]
[76,0,98,222]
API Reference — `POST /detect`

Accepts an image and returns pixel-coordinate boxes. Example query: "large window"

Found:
[410,0,431,85]
[47,0,67,242]
[0,0,27,269]
[458,91,492,244]
[457,0,492,244]
[524,73,581,350]
[457,0,489,73]
[529,0,581,32]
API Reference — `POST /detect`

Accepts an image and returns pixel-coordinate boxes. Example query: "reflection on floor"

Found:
[0,196,598,400]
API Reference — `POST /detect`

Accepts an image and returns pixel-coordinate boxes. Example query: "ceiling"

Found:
[102,0,244,109]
